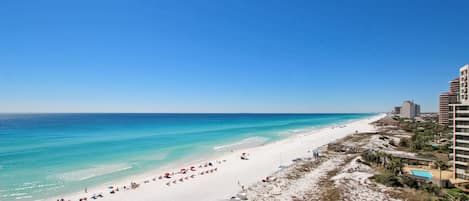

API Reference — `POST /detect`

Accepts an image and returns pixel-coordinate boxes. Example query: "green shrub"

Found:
[401,176,419,189]
[373,173,403,187]
[446,188,469,201]
[399,138,409,147]
[421,183,440,195]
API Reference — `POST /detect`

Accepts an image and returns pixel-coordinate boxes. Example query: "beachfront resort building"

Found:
[400,100,420,119]
[451,77,461,98]
[440,93,458,125]
[449,64,469,179]
[440,78,460,126]
[392,106,401,115]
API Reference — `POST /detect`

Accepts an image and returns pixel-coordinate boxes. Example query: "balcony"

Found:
[452,154,469,159]
[455,117,469,121]
[452,160,469,166]
[455,132,469,136]
[457,139,469,144]
[454,146,469,152]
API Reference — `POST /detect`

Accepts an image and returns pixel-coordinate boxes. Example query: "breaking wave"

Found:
[57,164,132,181]
[213,136,269,151]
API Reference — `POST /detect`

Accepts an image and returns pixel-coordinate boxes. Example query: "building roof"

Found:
[390,154,434,162]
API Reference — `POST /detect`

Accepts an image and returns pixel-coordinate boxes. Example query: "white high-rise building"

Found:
[449,64,469,179]
[399,100,420,119]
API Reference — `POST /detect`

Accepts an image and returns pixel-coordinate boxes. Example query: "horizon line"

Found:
[0,112,385,115]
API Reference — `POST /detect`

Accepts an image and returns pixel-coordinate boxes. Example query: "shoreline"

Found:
[53,113,385,201]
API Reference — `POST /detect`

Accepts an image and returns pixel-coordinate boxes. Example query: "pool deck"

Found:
[404,165,469,187]
[403,166,453,181]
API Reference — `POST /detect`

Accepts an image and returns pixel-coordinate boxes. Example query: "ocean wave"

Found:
[14,185,36,191]
[57,164,132,181]
[213,137,269,151]
[4,192,26,198]
[15,195,32,200]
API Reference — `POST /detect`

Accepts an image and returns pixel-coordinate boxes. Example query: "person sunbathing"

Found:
[131,182,140,189]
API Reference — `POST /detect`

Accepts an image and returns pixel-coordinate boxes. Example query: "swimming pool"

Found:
[411,170,432,179]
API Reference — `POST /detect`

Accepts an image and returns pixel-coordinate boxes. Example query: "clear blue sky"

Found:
[0,0,468,113]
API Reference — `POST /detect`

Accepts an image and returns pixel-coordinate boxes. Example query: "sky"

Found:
[0,0,468,113]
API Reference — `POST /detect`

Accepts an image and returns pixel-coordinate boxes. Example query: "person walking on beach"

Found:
[237,180,245,191]
[85,187,87,193]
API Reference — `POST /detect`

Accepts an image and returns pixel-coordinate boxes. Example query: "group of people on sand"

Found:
[312,150,320,159]
[60,160,227,201]
[262,176,277,183]
[161,161,226,186]
[164,167,219,186]
[240,153,250,160]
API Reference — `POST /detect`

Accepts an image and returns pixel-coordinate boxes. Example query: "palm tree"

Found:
[387,157,403,175]
[434,160,447,187]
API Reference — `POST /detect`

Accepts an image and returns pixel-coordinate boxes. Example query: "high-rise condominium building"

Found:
[393,106,401,115]
[440,93,458,125]
[440,78,461,126]
[451,77,460,95]
[400,100,420,119]
[450,64,469,179]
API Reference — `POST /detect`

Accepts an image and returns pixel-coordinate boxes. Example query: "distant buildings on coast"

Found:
[392,100,421,119]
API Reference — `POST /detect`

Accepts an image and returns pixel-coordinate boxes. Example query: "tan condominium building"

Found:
[440,93,458,125]
[451,77,460,95]
[440,78,461,126]
[400,100,420,119]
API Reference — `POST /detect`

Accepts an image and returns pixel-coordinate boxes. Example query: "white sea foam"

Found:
[15,195,32,200]
[14,185,36,191]
[7,192,26,197]
[57,164,132,181]
[213,136,269,151]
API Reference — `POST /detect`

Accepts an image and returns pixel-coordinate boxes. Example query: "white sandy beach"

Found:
[56,114,385,201]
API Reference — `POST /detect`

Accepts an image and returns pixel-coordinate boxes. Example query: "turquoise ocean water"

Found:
[0,113,374,201]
